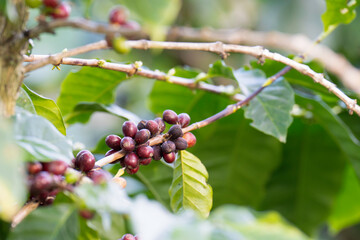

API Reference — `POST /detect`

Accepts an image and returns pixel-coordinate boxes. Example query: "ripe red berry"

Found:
[161,141,176,154]
[42,160,68,175]
[134,129,151,144]
[163,110,178,124]
[154,117,166,133]
[168,125,183,139]
[145,120,159,136]
[79,209,95,219]
[43,0,59,8]
[105,134,122,150]
[32,171,54,192]
[51,2,71,19]
[27,162,42,175]
[120,137,136,152]
[87,169,111,185]
[152,145,162,160]
[137,120,147,130]
[174,137,188,150]
[75,150,95,172]
[122,234,135,240]
[136,145,154,158]
[140,157,152,165]
[126,165,139,175]
[122,121,138,138]
[124,152,139,169]
[163,152,176,163]
[178,113,190,127]
[183,132,196,148]
[109,6,129,25]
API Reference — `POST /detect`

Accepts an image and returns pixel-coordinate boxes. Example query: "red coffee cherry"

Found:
[51,2,71,19]
[163,110,178,124]
[183,132,197,148]
[109,6,129,25]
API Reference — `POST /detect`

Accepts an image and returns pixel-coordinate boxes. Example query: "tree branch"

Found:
[11,201,39,228]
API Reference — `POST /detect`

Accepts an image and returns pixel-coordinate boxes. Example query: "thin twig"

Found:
[11,201,39,228]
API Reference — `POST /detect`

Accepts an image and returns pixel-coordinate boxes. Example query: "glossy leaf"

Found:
[235,69,294,142]
[322,0,359,32]
[9,204,79,240]
[261,118,346,235]
[57,67,127,117]
[23,84,66,135]
[207,60,236,80]
[65,102,140,125]
[0,118,26,221]
[169,151,213,217]
[14,110,73,163]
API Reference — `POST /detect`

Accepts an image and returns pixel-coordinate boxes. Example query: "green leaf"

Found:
[261,118,346,235]
[328,165,360,232]
[16,88,36,114]
[14,110,73,162]
[9,204,80,240]
[0,117,26,222]
[65,102,140,125]
[87,213,126,240]
[169,151,213,218]
[57,67,127,117]
[235,69,295,142]
[322,0,359,32]
[23,84,66,135]
[207,60,236,80]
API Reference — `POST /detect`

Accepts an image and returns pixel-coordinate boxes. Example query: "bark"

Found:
[0,0,28,117]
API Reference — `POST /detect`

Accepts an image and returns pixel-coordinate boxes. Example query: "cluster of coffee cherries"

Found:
[105,110,197,175]
[119,233,139,240]
[109,5,140,31]
[27,160,68,206]
[25,0,71,19]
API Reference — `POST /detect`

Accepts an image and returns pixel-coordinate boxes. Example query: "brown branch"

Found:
[11,201,39,228]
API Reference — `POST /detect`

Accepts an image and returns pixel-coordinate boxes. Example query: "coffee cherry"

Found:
[163,110,178,124]
[32,171,54,192]
[51,2,71,19]
[75,150,95,172]
[137,120,147,130]
[120,137,135,152]
[43,0,59,8]
[122,121,138,138]
[145,120,159,136]
[112,177,127,188]
[27,162,42,175]
[26,0,42,8]
[154,117,166,134]
[140,157,152,165]
[119,158,126,167]
[87,169,111,185]
[152,145,162,160]
[163,152,176,163]
[183,132,197,148]
[136,145,154,158]
[121,234,135,240]
[42,160,68,175]
[124,152,139,169]
[105,134,122,150]
[109,6,129,25]
[126,165,139,175]
[178,113,190,127]
[168,125,183,139]
[161,141,176,154]
[174,137,188,150]
[105,149,118,157]
[134,129,151,144]
[79,209,95,219]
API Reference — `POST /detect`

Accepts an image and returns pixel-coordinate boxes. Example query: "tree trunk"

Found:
[0,0,28,117]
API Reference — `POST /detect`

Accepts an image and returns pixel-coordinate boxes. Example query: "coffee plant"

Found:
[1,0,360,239]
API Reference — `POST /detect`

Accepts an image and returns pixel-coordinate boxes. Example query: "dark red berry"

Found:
[163,152,176,163]
[51,2,71,19]
[105,135,122,150]
[136,145,154,158]
[168,125,183,139]
[87,169,111,185]
[119,158,126,167]
[178,113,190,127]
[32,171,54,192]
[145,120,159,136]
[42,160,68,175]
[174,137,188,150]
[38,191,50,203]
[137,120,147,130]
[126,165,139,175]
[43,0,59,8]
[183,132,197,148]
[122,121,138,138]
[134,129,151,144]
[79,209,95,219]
[140,157,152,165]
[42,196,55,206]
[109,6,129,25]
[105,149,118,157]
[75,150,95,172]
[124,152,139,169]
[152,145,162,160]
[27,162,42,175]
[161,141,176,154]
[163,110,178,124]
[120,137,136,152]
[154,117,166,133]
[121,234,135,240]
